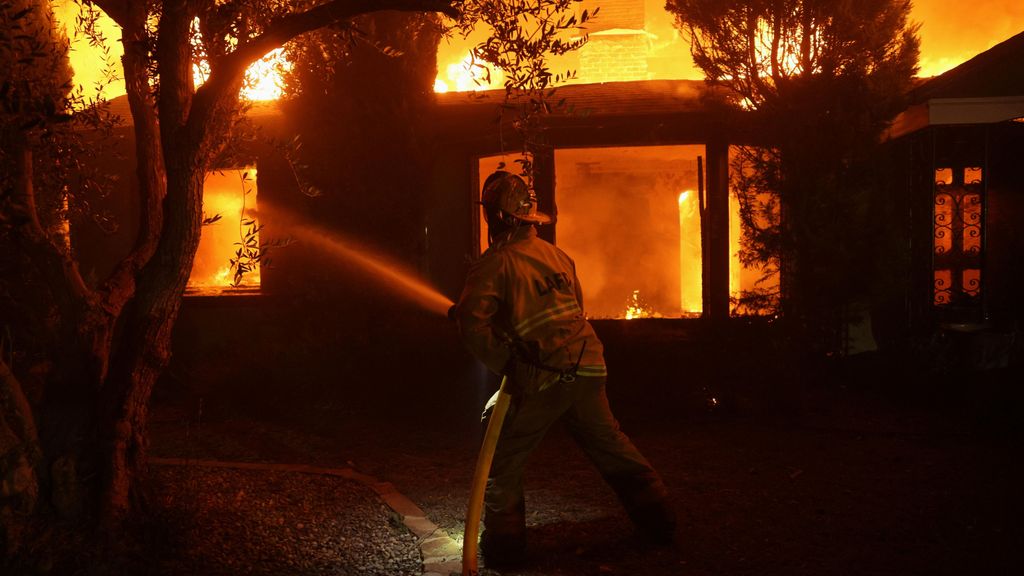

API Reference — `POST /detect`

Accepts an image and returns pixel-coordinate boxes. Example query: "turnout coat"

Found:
[454,225,606,389]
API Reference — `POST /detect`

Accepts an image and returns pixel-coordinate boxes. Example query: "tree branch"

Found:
[189,0,459,146]
[8,138,94,308]
[158,0,197,131]
[88,0,130,28]
[99,2,165,321]
[228,0,459,74]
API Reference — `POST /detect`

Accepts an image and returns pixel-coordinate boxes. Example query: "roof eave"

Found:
[885,95,1024,140]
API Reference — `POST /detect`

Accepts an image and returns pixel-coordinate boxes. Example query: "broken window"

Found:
[476,145,777,319]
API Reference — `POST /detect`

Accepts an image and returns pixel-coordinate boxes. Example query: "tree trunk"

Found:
[0,145,42,551]
[1,139,105,561]
[98,137,205,530]
[2,0,460,557]
[0,358,40,557]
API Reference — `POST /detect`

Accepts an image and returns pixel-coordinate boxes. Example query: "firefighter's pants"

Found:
[480,375,673,548]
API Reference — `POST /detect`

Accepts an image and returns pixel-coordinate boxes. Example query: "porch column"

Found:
[704,139,730,324]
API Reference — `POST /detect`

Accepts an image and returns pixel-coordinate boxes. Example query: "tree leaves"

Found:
[669,0,920,347]
[453,0,593,180]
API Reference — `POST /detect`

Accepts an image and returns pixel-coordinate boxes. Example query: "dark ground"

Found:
[147,348,1022,576]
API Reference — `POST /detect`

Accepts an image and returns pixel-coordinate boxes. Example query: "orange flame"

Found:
[624,289,657,319]
[434,51,503,93]
[678,190,702,314]
[187,168,260,290]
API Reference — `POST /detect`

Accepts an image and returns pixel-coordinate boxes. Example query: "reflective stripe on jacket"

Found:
[454,225,606,381]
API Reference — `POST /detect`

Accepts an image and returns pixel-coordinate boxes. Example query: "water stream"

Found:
[259,204,454,316]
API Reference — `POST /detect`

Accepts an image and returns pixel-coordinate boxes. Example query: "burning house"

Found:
[427,79,762,323]
[62,5,1023,416]
[75,1,774,325]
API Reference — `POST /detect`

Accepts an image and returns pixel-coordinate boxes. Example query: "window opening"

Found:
[554,145,704,319]
[932,165,984,312]
[476,145,781,320]
[187,167,260,293]
[728,145,780,316]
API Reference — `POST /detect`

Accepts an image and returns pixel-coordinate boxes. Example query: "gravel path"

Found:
[146,369,1021,576]
[148,465,422,576]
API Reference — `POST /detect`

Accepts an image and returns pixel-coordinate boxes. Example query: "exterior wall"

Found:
[69,128,139,286]
[907,122,1024,330]
[984,121,1024,328]
[888,121,1023,368]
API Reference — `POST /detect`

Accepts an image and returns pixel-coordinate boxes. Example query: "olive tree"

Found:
[0,0,587,566]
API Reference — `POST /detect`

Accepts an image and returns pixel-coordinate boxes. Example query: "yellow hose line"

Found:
[462,376,511,576]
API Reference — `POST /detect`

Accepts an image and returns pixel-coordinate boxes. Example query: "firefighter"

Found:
[450,170,676,567]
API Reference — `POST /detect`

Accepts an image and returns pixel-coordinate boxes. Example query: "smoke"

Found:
[913,0,1024,76]
[555,145,704,318]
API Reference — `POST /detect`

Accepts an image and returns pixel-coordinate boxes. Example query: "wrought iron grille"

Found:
[932,165,984,312]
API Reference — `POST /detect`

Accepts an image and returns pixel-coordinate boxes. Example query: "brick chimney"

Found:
[577,0,649,83]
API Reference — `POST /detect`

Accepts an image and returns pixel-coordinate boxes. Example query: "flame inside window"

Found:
[555,145,704,319]
[728,191,779,307]
[187,167,260,291]
[678,190,702,314]
[476,146,777,319]
[624,289,657,319]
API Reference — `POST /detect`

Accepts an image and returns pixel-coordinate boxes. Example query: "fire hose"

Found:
[462,374,510,576]
[452,308,582,574]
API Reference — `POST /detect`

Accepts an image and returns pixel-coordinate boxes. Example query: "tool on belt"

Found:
[501,334,586,396]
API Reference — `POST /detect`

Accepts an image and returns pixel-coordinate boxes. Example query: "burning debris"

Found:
[624,289,658,319]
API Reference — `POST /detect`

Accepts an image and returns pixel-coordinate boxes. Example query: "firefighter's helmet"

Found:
[481,171,551,225]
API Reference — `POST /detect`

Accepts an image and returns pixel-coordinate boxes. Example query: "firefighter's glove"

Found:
[500,356,527,398]
[502,339,543,398]
[510,339,542,366]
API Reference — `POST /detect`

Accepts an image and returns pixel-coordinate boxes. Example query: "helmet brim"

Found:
[518,211,552,225]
